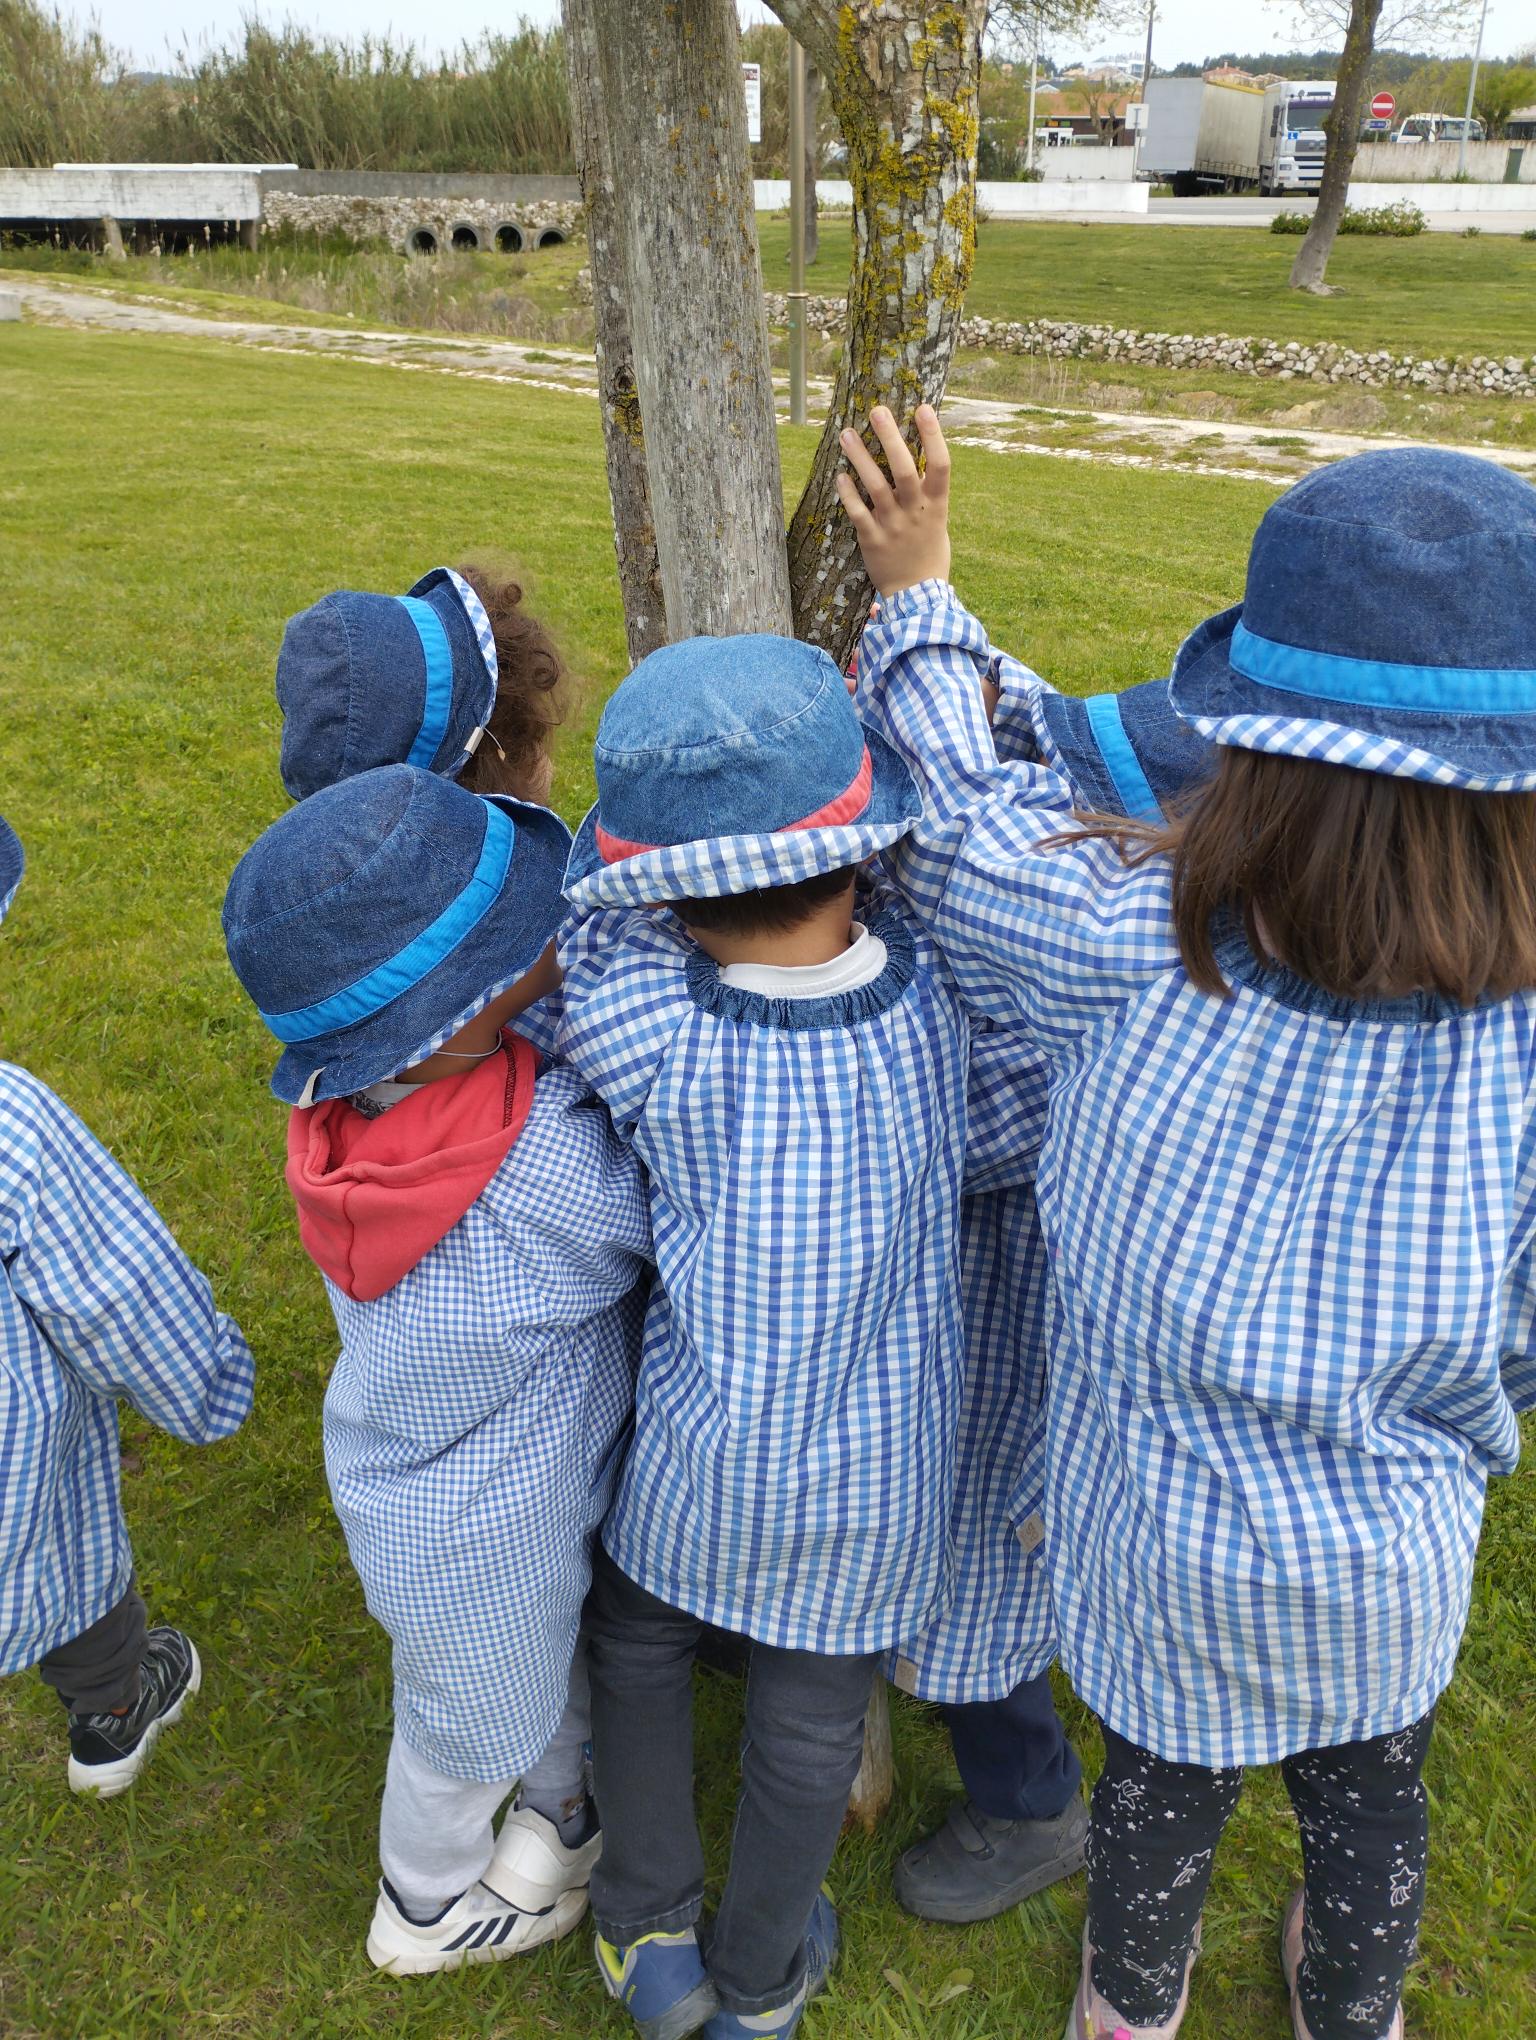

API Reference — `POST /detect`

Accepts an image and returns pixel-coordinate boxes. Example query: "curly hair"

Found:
[453,559,571,804]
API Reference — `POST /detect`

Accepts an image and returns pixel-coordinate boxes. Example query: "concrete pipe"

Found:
[534,226,567,249]
[494,221,525,253]
[449,220,482,252]
[404,225,439,257]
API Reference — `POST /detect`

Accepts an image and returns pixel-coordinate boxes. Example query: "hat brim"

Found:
[1037,679,1213,821]
[0,816,22,924]
[407,569,498,780]
[1170,604,1536,792]
[270,797,572,1105]
[563,723,922,909]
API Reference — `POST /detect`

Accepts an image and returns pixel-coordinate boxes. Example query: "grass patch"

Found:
[0,232,596,342]
[0,322,1531,2038]
[756,214,1536,360]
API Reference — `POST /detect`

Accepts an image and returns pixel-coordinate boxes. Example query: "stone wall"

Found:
[259,189,583,253]
[763,292,1536,398]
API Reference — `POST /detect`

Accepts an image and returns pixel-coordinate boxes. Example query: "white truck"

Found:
[1257,80,1337,194]
[1140,76,1266,193]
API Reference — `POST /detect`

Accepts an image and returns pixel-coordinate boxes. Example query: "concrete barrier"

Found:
[1348,179,1536,212]
[1351,139,1533,183]
[1037,146,1135,183]
[0,292,20,321]
[0,164,277,222]
[752,177,1150,215]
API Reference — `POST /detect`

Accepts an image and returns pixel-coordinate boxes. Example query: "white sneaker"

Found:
[366,1874,587,1976]
[486,1798,603,1913]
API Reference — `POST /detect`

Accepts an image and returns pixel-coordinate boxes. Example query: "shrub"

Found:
[1524,227,1536,242]
[1460,224,1483,238]
[1273,200,1426,237]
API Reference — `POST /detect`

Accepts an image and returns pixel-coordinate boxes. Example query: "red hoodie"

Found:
[285,1033,539,1302]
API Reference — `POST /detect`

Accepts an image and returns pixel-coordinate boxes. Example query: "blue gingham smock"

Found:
[890,658,1117,1706]
[556,892,970,1656]
[319,1061,650,1781]
[0,1064,253,1674]
[860,583,1534,1767]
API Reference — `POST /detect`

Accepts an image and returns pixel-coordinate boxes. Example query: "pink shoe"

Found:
[1060,1925,1200,2040]
[1281,1887,1404,2040]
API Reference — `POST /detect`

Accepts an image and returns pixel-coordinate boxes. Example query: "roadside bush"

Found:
[1270,201,1426,237]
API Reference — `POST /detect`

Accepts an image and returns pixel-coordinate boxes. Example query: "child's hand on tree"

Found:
[837,405,951,597]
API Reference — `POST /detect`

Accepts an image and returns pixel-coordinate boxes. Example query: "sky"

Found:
[88,0,1521,77]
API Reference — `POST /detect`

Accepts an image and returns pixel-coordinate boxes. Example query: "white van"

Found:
[1394,113,1485,144]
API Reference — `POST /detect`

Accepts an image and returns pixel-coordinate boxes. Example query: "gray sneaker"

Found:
[894,1794,1089,1923]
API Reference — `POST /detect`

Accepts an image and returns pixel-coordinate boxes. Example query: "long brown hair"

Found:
[1065,748,1536,1005]
[454,559,571,803]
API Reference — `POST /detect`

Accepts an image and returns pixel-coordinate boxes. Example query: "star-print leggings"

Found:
[1087,1712,1435,2040]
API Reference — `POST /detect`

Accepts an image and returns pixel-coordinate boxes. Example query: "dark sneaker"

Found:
[66,1627,201,1797]
[701,1890,839,2037]
[894,1794,1088,1923]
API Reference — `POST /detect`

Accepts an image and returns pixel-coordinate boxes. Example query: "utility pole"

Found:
[1026,37,1040,173]
[788,35,808,426]
[1457,0,1489,178]
[1141,0,1156,108]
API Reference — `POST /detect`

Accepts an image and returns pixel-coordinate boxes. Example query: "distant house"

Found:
[1509,105,1536,140]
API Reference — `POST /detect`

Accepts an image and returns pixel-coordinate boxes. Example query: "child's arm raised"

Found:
[839,409,1179,1046]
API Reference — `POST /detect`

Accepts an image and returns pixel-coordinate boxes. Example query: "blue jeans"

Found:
[941,1671,1082,1821]
[587,1545,877,2015]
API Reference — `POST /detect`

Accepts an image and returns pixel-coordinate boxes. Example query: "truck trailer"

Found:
[1140,76,1265,192]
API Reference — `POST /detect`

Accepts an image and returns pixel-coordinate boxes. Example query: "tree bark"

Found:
[769,0,988,668]
[594,0,792,638]
[562,0,666,663]
[1289,0,1384,292]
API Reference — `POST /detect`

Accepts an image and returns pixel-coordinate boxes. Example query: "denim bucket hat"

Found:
[224,764,571,1104]
[565,633,922,910]
[277,567,499,800]
[1038,678,1211,823]
[0,814,22,924]
[1170,448,1536,791]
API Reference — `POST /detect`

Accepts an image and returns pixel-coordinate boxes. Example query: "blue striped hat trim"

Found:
[1084,693,1164,824]
[259,801,515,1043]
[398,596,456,769]
[1230,621,1536,715]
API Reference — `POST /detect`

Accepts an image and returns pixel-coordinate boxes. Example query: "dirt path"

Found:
[10,276,1534,489]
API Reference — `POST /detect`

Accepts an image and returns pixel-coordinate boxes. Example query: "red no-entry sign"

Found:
[1371,92,1396,120]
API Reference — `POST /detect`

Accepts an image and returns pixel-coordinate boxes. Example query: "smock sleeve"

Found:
[556,906,697,1135]
[857,581,1181,1052]
[0,1066,253,1441]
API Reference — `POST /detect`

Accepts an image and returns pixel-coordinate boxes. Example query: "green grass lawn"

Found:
[756,214,1536,359]
[0,321,1532,2039]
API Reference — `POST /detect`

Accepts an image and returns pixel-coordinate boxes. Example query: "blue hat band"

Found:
[1231,621,1536,716]
[398,596,456,769]
[1083,694,1164,824]
[259,801,515,1044]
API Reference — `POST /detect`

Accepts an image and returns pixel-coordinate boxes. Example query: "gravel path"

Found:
[9,276,1533,489]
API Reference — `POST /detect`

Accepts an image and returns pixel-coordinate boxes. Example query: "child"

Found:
[223,764,650,1974]
[889,669,1209,1924]
[277,559,566,806]
[555,634,972,2039]
[841,410,1536,2040]
[0,814,253,1795]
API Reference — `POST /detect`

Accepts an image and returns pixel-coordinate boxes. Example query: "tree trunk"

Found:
[804,63,823,267]
[593,0,791,638]
[769,0,988,668]
[562,0,666,664]
[1289,0,1384,293]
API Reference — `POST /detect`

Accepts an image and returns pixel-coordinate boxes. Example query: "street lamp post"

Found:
[788,35,808,428]
[1458,0,1490,178]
